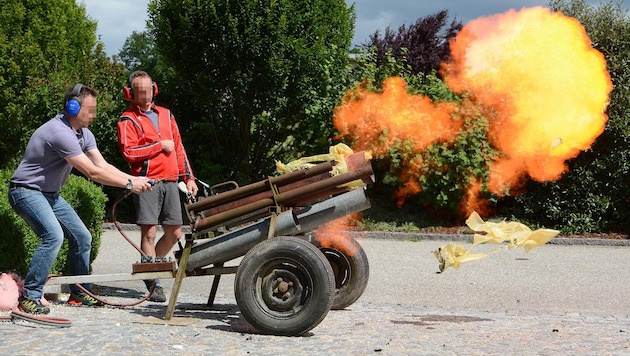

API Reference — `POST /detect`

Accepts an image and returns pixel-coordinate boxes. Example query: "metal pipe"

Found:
[193,198,274,232]
[185,188,371,270]
[186,207,299,270]
[292,188,372,233]
[186,160,335,214]
[195,170,333,219]
[192,164,374,232]
[274,165,374,205]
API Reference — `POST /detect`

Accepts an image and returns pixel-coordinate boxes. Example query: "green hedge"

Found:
[0,168,107,276]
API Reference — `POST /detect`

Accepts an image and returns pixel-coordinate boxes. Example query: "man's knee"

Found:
[141,225,158,241]
[78,233,92,252]
[41,226,65,250]
[48,233,65,251]
[163,226,182,239]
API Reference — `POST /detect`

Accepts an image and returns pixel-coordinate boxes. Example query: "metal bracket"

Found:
[267,212,277,239]
[164,234,194,320]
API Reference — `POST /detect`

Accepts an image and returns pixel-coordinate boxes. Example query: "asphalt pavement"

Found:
[0,227,628,355]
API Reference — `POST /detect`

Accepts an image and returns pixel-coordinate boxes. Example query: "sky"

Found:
[82,0,627,56]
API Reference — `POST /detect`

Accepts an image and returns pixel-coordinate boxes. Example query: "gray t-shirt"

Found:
[144,109,159,130]
[11,113,97,192]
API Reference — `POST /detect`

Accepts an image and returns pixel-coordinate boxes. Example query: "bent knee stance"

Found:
[38,226,65,253]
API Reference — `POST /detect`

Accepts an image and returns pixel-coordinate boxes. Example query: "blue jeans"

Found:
[8,187,93,300]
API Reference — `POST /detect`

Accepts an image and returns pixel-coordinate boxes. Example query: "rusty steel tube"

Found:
[186,160,335,214]
[185,188,371,270]
[193,198,275,232]
[192,164,374,232]
[274,165,374,206]
[196,170,333,219]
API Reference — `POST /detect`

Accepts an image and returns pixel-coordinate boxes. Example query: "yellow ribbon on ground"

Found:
[434,211,559,273]
[275,143,369,190]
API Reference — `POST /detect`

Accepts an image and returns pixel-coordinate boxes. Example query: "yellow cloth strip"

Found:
[275,143,368,189]
[435,211,559,272]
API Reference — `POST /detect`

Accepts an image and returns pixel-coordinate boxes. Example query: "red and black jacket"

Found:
[117,103,194,182]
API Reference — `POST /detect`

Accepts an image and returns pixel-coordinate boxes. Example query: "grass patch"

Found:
[358,197,468,233]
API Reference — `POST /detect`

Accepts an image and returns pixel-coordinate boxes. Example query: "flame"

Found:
[334,7,612,213]
[334,76,462,199]
[460,180,492,217]
[442,6,612,196]
[313,214,363,256]
[334,77,461,156]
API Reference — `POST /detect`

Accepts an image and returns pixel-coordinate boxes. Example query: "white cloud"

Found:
[81,0,150,55]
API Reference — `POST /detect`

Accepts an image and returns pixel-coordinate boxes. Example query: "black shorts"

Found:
[133,181,183,225]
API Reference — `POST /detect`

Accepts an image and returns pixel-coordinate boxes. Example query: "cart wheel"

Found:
[234,236,335,336]
[302,233,369,310]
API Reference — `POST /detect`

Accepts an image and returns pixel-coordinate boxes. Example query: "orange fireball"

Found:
[334,6,612,216]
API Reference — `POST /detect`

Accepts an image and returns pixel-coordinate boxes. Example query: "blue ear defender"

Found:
[65,83,84,116]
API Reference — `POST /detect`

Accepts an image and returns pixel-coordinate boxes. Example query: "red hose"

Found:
[0,310,71,327]
[69,187,164,307]
[8,310,72,327]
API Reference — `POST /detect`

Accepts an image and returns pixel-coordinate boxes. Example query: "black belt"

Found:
[9,182,33,189]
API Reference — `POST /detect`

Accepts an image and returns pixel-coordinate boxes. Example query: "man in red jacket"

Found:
[117,71,198,302]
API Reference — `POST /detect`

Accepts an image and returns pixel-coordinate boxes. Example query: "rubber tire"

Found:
[301,233,370,310]
[234,236,335,336]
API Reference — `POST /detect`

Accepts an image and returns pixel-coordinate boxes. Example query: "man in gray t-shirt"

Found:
[11,113,97,192]
[8,83,153,315]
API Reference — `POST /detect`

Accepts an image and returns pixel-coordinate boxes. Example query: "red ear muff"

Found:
[123,86,133,101]
[122,82,157,101]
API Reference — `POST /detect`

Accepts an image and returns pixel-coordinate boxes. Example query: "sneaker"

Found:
[68,293,103,306]
[144,279,167,302]
[19,297,50,315]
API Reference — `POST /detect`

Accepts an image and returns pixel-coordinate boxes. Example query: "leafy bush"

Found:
[363,9,462,76]
[0,168,107,276]
[343,49,499,222]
